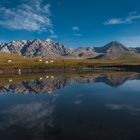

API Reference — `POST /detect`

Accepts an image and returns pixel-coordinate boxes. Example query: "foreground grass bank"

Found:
[0,53,140,73]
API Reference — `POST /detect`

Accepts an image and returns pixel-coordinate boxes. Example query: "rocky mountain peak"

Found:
[103,41,128,52]
[94,41,128,53]
[0,40,140,60]
[0,39,73,58]
[46,38,53,42]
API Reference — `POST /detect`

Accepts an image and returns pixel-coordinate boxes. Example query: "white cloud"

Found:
[104,18,124,25]
[74,100,82,104]
[72,26,83,37]
[106,104,140,113]
[49,34,59,39]
[0,0,52,32]
[49,29,59,39]
[73,33,83,37]
[72,26,80,31]
[0,101,55,131]
[104,11,140,25]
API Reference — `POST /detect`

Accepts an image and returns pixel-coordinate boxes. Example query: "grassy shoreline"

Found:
[0,53,140,73]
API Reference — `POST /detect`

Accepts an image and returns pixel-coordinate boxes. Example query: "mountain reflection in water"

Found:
[0,72,140,94]
[0,72,140,140]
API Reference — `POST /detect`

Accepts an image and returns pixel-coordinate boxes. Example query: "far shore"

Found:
[1,64,140,74]
[1,52,140,73]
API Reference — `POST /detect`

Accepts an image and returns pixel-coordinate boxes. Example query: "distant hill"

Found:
[0,39,140,60]
[94,41,140,60]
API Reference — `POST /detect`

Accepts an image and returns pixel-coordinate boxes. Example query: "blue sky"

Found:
[0,0,140,48]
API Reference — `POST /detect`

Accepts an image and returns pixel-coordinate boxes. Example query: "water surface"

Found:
[0,72,140,140]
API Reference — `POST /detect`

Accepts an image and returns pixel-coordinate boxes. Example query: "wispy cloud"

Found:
[104,18,124,25]
[0,101,55,131]
[73,33,83,37]
[49,29,59,39]
[72,26,83,37]
[104,11,140,25]
[72,26,80,31]
[74,100,82,105]
[106,104,140,115]
[0,0,52,32]
[49,34,59,39]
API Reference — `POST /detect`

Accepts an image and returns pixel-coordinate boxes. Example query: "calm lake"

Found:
[0,72,140,140]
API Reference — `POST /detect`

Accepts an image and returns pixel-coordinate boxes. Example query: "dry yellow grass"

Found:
[0,52,140,69]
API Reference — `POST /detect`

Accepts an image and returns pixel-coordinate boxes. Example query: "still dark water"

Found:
[0,72,140,140]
